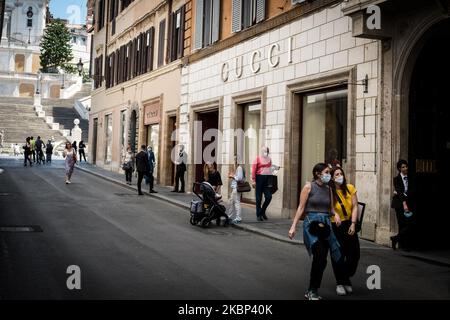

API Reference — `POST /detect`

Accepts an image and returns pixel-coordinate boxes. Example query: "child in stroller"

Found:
[190,181,229,228]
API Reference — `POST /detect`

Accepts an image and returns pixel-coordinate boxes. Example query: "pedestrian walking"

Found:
[251,146,275,221]
[72,141,78,153]
[63,141,77,184]
[0,129,4,154]
[135,145,150,195]
[390,159,415,250]
[329,166,360,296]
[121,146,135,185]
[227,157,244,224]
[45,140,53,163]
[30,136,36,163]
[23,137,32,167]
[288,163,342,300]
[14,143,21,157]
[78,140,87,162]
[146,146,157,193]
[35,136,45,164]
[172,145,187,193]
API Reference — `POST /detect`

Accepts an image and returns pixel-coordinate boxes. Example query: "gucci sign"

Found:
[221,37,294,82]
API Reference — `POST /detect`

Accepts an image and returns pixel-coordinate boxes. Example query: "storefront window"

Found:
[105,114,113,164]
[147,124,159,180]
[238,102,261,203]
[120,110,126,152]
[301,89,347,187]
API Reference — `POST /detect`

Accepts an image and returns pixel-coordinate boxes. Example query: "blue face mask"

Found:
[321,173,331,184]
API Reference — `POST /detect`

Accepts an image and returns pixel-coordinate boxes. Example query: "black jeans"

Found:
[46,153,52,163]
[394,207,413,248]
[255,174,272,218]
[31,150,36,162]
[331,220,360,285]
[137,171,145,194]
[36,149,44,163]
[125,168,133,183]
[309,240,329,291]
[174,168,185,192]
[148,173,154,191]
[79,150,86,162]
[24,151,32,166]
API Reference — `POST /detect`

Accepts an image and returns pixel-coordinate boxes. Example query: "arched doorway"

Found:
[130,110,137,153]
[407,18,450,249]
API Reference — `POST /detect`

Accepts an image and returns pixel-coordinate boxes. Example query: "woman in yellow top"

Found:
[330,166,360,296]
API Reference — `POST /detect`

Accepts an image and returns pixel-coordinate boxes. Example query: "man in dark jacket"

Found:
[45,140,53,164]
[147,146,157,193]
[135,145,150,195]
[391,159,414,250]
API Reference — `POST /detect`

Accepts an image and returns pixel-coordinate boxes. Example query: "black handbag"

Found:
[236,166,251,193]
[308,220,331,240]
[267,175,278,194]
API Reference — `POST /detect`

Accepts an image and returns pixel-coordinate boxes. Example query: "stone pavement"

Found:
[56,161,450,267]
[75,161,392,249]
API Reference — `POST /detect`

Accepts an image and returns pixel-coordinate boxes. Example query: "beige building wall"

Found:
[90,0,186,184]
[180,2,380,237]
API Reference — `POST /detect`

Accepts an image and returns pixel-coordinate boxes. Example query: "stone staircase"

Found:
[0,102,67,154]
[0,83,91,154]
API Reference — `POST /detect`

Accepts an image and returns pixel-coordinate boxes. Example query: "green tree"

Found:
[40,20,74,73]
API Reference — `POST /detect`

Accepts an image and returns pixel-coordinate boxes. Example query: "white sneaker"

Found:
[336,285,346,296]
[344,285,353,294]
[65,181,69,184]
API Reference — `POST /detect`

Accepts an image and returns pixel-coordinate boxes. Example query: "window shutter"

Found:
[148,27,154,71]
[141,33,145,75]
[211,0,220,43]
[115,49,119,85]
[232,0,242,33]
[169,12,176,62]
[132,38,137,78]
[158,19,166,67]
[105,55,109,89]
[136,37,140,76]
[177,6,185,59]
[256,0,265,23]
[194,0,204,49]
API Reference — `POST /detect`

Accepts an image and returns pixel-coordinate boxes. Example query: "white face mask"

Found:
[263,151,268,157]
[335,176,344,185]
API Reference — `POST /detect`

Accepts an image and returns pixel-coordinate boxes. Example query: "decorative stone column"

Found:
[71,119,82,143]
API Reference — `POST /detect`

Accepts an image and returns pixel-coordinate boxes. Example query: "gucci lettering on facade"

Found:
[221,37,294,82]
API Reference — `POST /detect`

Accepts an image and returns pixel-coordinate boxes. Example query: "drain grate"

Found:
[0,225,43,232]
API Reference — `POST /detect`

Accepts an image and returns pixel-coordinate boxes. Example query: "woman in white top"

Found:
[227,157,244,224]
[122,146,135,185]
[63,141,77,184]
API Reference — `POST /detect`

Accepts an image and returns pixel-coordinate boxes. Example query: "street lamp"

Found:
[36,71,42,94]
[61,71,65,89]
[77,58,84,76]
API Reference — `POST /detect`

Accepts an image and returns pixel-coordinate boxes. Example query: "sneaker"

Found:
[65,181,69,184]
[67,181,71,184]
[304,290,322,300]
[336,285,346,296]
[344,285,353,294]
[232,219,241,224]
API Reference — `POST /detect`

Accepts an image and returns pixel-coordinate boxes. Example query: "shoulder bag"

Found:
[236,166,251,193]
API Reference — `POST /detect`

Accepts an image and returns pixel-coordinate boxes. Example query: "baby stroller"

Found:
[190,182,229,228]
